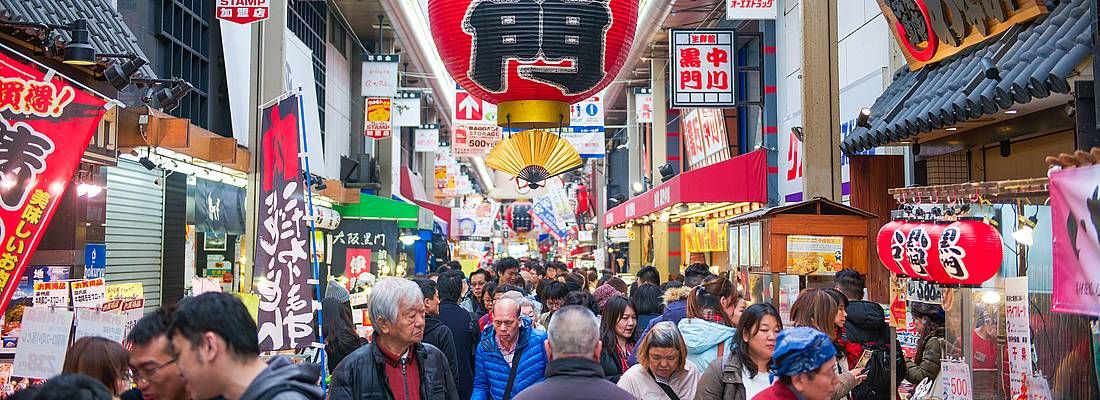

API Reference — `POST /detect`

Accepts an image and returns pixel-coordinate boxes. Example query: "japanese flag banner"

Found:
[0,51,107,314]
[254,95,316,351]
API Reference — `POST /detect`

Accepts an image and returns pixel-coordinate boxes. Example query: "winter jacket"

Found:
[636,314,660,334]
[678,318,739,372]
[472,318,548,400]
[438,300,477,400]
[842,300,891,367]
[598,342,632,383]
[752,382,801,400]
[239,356,324,400]
[424,316,459,382]
[906,326,945,386]
[617,361,701,400]
[328,341,459,400]
[695,348,752,400]
[630,287,692,364]
[513,357,635,400]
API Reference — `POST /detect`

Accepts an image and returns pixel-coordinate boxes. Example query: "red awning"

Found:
[400,168,451,224]
[603,149,767,228]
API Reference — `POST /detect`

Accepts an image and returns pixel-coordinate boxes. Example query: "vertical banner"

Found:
[393,92,422,127]
[364,98,393,140]
[255,95,315,351]
[361,54,399,98]
[634,88,654,124]
[670,29,736,108]
[0,52,107,315]
[1050,164,1100,316]
[1005,277,1032,397]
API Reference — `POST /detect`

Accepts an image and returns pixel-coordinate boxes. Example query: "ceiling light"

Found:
[62,20,96,66]
[1004,110,1018,114]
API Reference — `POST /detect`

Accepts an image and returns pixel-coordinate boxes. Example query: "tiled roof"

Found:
[841,0,1092,155]
[0,0,156,78]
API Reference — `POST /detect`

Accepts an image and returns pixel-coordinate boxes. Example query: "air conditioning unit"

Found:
[341,154,382,189]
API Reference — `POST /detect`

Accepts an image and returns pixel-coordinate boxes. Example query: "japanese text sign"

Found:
[73,308,125,343]
[105,282,143,300]
[70,278,106,308]
[361,54,399,98]
[364,98,393,139]
[670,29,736,108]
[1050,163,1100,316]
[0,52,107,315]
[681,108,729,167]
[1005,277,1032,398]
[786,235,843,275]
[31,281,68,308]
[415,126,440,153]
[726,0,777,20]
[255,95,316,351]
[634,88,654,124]
[216,0,269,25]
[939,359,972,400]
[11,307,72,379]
[393,93,422,128]
[328,219,398,276]
[453,123,503,157]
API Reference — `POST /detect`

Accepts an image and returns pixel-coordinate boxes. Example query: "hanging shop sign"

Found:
[255,95,315,351]
[888,276,908,328]
[361,54,399,98]
[83,244,106,280]
[1005,277,1032,398]
[415,125,440,153]
[634,88,654,124]
[876,219,909,275]
[670,29,736,108]
[216,0,269,25]
[194,178,246,235]
[11,307,72,379]
[681,108,730,168]
[726,0,777,20]
[453,123,502,157]
[786,235,843,275]
[428,0,639,127]
[531,197,568,240]
[311,206,341,231]
[393,92,422,128]
[876,0,1047,70]
[364,97,393,139]
[564,93,606,158]
[684,219,728,253]
[451,202,499,241]
[1051,163,1100,316]
[329,219,399,276]
[0,53,108,315]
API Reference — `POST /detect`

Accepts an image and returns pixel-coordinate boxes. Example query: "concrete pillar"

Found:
[800,0,842,201]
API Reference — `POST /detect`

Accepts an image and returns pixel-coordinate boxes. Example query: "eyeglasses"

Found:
[132,358,177,384]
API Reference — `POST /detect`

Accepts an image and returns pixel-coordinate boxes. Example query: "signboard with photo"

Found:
[364,97,393,140]
[1,266,69,352]
[785,235,843,275]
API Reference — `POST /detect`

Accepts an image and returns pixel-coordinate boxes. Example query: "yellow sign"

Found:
[366,98,391,122]
[684,219,728,253]
[105,283,144,300]
[785,235,844,275]
[234,292,260,323]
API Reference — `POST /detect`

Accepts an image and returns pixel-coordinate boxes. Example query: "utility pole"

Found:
[800,0,842,200]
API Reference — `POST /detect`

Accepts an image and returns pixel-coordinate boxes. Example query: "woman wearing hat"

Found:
[754,327,841,400]
[906,302,946,388]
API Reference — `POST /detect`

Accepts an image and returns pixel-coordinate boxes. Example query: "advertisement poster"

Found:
[0,51,108,316]
[73,308,126,343]
[1,266,68,351]
[889,276,908,329]
[786,235,843,275]
[670,29,736,108]
[70,278,106,309]
[1050,164,1100,316]
[684,219,728,253]
[31,281,68,308]
[452,123,503,157]
[451,202,500,241]
[364,97,393,140]
[11,307,72,379]
[105,282,143,301]
[254,95,315,351]
[344,248,373,287]
[1005,277,1032,397]
[778,275,800,325]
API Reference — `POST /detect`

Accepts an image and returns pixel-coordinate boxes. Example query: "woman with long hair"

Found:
[63,336,131,397]
[321,296,366,372]
[790,289,865,400]
[695,303,784,400]
[617,321,701,399]
[678,275,740,371]
[599,295,639,382]
[906,302,946,389]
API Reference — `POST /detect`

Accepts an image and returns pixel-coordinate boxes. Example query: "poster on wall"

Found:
[31,281,68,308]
[0,52,108,316]
[1050,164,1100,317]
[670,29,736,108]
[328,219,399,277]
[1005,277,1032,397]
[254,95,315,351]
[786,235,843,275]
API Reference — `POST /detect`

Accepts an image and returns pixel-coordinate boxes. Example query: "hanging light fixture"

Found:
[1012,214,1038,247]
[103,54,148,91]
[62,19,96,66]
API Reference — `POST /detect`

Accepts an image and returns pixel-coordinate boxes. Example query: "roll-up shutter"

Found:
[105,159,165,310]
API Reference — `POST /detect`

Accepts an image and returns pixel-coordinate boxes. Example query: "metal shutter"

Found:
[105,159,164,310]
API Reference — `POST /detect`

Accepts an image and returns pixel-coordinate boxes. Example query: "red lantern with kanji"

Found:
[921,221,951,284]
[935,217,1003,286]
[428,0,638,128]
[901,220,934,281]
[876,220,907,275]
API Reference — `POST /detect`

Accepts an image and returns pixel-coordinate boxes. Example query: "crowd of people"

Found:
[15,258,948,400]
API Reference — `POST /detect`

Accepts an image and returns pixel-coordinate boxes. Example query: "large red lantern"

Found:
[902,220,934,281]
[428,0,638,128]
[935,217,1003,286]
[875,220,907,275]
[921,221,950,284]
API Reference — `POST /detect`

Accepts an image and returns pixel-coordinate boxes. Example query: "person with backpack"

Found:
[835,270,906,400]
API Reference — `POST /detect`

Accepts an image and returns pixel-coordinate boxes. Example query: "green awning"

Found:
[334,194,420,229]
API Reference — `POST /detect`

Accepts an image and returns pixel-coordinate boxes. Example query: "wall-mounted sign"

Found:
[786,235,843,275]
[364,98,393,139]
[877,0,1047,70]
[670,29,736,108]
[681,108,730,168]
[634,88,654,124]
[393,92,422,127]
[726,0,777,20]
[415,126,440,153]
[217,0,269,25]
[453,123,502,157]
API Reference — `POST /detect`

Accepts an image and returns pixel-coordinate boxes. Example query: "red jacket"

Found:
[751,382,800,400]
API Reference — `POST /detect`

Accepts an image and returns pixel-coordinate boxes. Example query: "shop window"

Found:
[736,33,763,155]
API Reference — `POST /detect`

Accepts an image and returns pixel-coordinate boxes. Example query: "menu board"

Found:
[786,235,844,275]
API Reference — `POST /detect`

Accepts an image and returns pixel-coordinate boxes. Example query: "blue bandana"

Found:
[770,327,837,380]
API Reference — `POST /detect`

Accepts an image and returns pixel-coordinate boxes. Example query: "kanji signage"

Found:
[216,0,269,25]
[877,0,1047,70]
[726,0,777,20]
[634,88,654,124]
[364,97,392,139]
[329,219,398,276]
[254,96,315,351]
[670,29,736,108]
[680,108,729,168]
[415,125,440,153]
[429,0,638,127]
[0,51,108,315]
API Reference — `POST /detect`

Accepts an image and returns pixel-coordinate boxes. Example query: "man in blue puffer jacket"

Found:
[473,298,548,400]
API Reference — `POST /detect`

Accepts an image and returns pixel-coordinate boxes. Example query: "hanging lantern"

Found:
[902,220,934,281]
[428,0,638,128]
[921,221,951,284]
[875,219,907,275]
[935,217,1004,286]
[507,202,534,233]
[485,129,583,188]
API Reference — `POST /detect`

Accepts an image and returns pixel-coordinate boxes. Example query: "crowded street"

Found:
[0,0,1096,399]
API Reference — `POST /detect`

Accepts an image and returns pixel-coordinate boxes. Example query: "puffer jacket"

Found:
[906,326,945,385]
[328,342,459,400]
[678,318,738,372]
[472,318,548,400]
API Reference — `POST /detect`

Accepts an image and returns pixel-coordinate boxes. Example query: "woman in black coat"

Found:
[599,296,639,382]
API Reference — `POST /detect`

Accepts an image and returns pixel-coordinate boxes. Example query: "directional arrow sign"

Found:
[454,91,497,123]
[459,93,481,120]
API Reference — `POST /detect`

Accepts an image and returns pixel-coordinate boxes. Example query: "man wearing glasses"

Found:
[126,305,202,400]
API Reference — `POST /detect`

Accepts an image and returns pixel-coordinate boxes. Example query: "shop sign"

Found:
[634,88,653,124]
[938,359,972,400]
[1050,163,1100,316]
[73,308,125,343]
[670,29,736,108]
[194,179,246,235]
[607,229,630,243]
[0,52,108,315]
[453,123,502,157]
[216,0,269,25]
[70,278,106,309]
[31,281,68,308]
[415,126,440,153]
[329,219,399,276]
[888,276,908,329]
[684,219,728,253]
[11,307,71,379]
[451,202,499,241]
[726,0,777,20]
[361,54,399,98]
[907,279,943,304]
[392,92,422,128]
[877,0,1047,70]
[681,108,729,168]
[255,95,315,351]
[364,98,393,139]
[786,235,843,275]
[1005,277,1032,398]
[83,244,105,279]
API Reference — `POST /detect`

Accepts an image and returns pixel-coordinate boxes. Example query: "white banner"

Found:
[393,95,422,127]
[361,54,399,97]
[726,0,778,20]
[12,307,73,379]
[1006,278,1032,398]
[635,92,654,124]
[74,308,126,343]
[415,128,440,153]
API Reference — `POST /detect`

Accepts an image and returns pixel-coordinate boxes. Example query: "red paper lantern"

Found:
[921,222,951,284]
[902,220,934,281]
[892,219,919,279]
[935,218,1003,286]
[428,0,638,128]
[875,220,907,275]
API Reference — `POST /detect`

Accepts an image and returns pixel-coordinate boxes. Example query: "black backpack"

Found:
[849,341,906,400]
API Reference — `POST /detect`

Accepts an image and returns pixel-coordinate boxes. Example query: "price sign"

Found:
[12,307,73,379]
[452,123,502,157]
[74,308,126,343]
[71,278,106,308]
[940,360,972,400]
[32,281,69,308]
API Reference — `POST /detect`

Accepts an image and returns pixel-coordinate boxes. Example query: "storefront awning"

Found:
[334,194,420,229]
[840,0,1092,155]
[603,149,767,228]
[399,168,452,227]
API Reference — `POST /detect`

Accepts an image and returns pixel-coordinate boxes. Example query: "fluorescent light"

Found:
[980,290,1001,305]
[946,127,958,131]
[1005,110,1018,114]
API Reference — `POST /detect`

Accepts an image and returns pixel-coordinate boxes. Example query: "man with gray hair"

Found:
[472,298,547,400]
[329,278,459,400]
[513,306,636,400]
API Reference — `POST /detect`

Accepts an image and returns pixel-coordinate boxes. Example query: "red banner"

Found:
[0,51,106,314]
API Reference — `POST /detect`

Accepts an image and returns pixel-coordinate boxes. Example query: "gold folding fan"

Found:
[485,129,583,189]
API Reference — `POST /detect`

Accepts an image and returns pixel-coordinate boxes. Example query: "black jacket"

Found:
[424,316,459,382]
[844,300,891,344]
[598,344,628,383]
[240,356,324,400]
[438,300,477,399]
[328,341,459,400]
[513,357,636,400]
